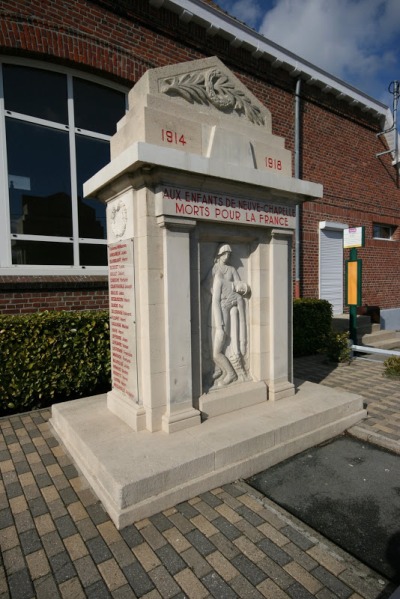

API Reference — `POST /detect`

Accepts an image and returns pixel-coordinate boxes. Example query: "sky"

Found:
[214,0,400,108]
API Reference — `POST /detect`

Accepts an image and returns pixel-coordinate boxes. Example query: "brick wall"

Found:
[0,277,108,314]
[1,0,399,311]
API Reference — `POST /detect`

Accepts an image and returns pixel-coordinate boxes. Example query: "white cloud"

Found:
[257,0,400,98]
[217,0,263,28]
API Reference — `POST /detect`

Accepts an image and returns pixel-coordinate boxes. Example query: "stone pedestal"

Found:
[82,57,322,433]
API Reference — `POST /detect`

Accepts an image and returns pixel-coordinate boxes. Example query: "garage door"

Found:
[319,223,346,315]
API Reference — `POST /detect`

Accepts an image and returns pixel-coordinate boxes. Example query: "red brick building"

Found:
[1,0,399,325]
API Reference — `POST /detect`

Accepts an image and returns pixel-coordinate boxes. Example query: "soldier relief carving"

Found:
[203,244,251,390]
[159,69,265,126]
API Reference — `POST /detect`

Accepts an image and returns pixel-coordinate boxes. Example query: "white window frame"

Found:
[0,57,128,275]
[372,223,396,240]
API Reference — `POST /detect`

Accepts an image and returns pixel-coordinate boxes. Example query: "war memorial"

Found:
[51,57,366,529]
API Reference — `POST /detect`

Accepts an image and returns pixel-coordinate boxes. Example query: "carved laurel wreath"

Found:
[159,69,265,126]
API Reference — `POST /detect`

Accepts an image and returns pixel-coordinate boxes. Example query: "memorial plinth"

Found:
[51,57,366,527]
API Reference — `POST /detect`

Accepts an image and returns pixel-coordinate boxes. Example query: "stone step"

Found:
[51,384,366,529]
[361,330,400,347]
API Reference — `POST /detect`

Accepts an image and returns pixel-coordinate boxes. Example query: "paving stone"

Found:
[236,505,265,527]
[98,558,128,592]
[257,577,291,598]
[222,483,246,498]
[58,576,86,599]
[168,512,195,535]
[76,518,101,542]
[190,514,219,538]
[284,542,319,572]
[193,500,219,522]
[148,564,180,598]
[257,554,295,590]
[257,537,292,565]
[235,518,264,543]
[120,525,144,549]
[87,534,113,564]
[109,540,136,569]
[7,567,34,599]
[35,473,53,489]
[212,517,242,541]
[174,567,208,599]
[208,532,241,561]
[2,545,25,575]
[140,524,167,551]
[5,482,23,500]
[231,554,267,586]
[73,555,102,588]
[97,521,122,545]
[257,521,291,547]
[180,546,213,578]
[148,512,173,533]
[0,509,13,530]
[230,573,266,598]
[64,533,89,561]
[110,584,137,599]
[155,544,186,576]
[176,502,199,519]
[19,528,42,555]
[55,514,78,539]
[41,530,65,558]
[49,551,77,584]
[85,579,112,598]
[287,581,319,599]
[185,529,215,557]
[132,542,161,572]
[26,548,50,579]
[198,491,223,508]
[122,560,155,597]
[58,487,78,506]
[27,496,48,518]
[201,570,237,598]
[162,528,191,554]
[86,503,110,525]
[312,565,353,599]
[33,573,61,598]
[284,561,324,594]
[206,550,238,582]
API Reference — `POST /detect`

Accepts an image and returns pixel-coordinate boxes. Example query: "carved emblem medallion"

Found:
[110,201,128,238]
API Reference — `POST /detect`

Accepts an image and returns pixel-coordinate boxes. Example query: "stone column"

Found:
[269,228,294,400]
[157,216,201,432]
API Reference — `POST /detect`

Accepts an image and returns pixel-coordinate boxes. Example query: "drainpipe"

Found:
[294,78,302,298]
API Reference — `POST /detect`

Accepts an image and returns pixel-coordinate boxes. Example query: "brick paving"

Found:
[294,355,400,452]
[1,357,399,598]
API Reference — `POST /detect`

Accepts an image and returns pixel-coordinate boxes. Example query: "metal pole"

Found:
[295,78,301,298]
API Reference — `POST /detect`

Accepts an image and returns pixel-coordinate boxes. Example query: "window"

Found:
[373,223,396,240]
[0,61,127,272]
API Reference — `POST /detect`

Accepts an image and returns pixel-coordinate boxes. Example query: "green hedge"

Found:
[0,310,111,416]
[293,298,332,357]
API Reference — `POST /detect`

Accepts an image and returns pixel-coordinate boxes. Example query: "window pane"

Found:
[76,135,109,239]
[74,78,125,135]
[6,119,72,236]
[3,64,68,124]
[12,240,73,265]
[79,244,107,266]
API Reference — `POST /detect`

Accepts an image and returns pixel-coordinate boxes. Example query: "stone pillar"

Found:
[157,216,201,432]
[269,228,294,400]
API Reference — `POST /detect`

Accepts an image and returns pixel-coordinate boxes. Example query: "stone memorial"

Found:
[51,57,366,528]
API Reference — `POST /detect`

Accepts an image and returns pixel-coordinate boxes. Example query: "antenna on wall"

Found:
[376,81,399,186]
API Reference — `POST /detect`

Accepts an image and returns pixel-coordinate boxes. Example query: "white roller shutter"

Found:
[319,222,347,315]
